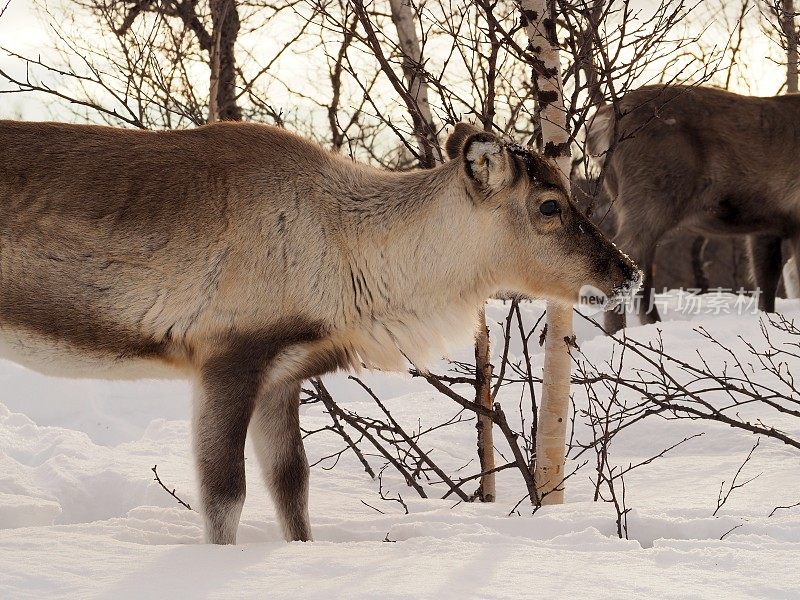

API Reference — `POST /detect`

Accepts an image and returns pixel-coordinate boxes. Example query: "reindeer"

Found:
[0,120,639,544]
[587,84,800,333]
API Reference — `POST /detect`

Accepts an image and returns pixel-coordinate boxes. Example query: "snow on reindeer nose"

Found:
[614,269,644,304]
[579,269,643,316]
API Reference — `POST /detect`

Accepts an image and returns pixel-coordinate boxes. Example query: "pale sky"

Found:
[0,0,789,122]
[0,1,65,119]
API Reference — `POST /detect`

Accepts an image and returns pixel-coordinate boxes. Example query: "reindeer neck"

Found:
[334,159,461,226]
[333,158,499,328]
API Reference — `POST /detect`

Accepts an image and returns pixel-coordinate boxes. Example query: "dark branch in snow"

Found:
[769,500,800,518]
[714,439,762,517]
[151,465,194,511]
[719,523,744,540]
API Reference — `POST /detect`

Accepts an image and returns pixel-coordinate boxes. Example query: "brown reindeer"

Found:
[587,84,800,333]
[0,120,639,544]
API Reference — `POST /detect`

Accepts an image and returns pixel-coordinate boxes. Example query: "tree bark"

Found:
[209,0,242,122]
[388,0,442,166]
[520,0,574,505]
[783,0,798,93]
[208,10,222,124]
[474,307,496,501]
[782,1,798,295]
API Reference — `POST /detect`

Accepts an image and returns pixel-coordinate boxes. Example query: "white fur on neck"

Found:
[350,292,485,372]
[335,164,501,373]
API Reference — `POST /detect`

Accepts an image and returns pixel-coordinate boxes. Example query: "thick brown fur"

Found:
[587,85,800,332]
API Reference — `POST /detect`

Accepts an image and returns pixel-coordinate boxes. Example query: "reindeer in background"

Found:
[588,84,800,333]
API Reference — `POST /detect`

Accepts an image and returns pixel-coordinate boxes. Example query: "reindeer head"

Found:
[446,123,641,311]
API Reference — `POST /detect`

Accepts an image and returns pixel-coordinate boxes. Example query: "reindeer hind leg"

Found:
[250,378,312,542]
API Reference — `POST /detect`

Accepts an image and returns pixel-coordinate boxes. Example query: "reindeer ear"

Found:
[461,132,513,191]
[445,122,484,159]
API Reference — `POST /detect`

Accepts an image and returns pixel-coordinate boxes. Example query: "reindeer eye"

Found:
[539,200,559,216]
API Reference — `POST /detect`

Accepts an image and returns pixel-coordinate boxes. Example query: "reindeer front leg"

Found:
[193,345,262,545]
[747,235,783,312]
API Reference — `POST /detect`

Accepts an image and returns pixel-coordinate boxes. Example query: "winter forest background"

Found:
[1,1,800,598]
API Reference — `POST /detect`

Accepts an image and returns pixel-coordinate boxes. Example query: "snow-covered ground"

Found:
[2,294,799,599]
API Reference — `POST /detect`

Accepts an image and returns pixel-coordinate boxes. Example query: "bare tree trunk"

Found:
[782,0,798,293]
[783,0,798,93]
[468,0,503,503]
[536,307,573,504]
[208,10,223,124]
[353,0,439,166]
[474,307,496,501]
[388,0,442,165]
[521,0,574,505]
[209,0,242,122]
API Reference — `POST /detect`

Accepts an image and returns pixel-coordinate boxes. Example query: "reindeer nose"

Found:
[614,267,643,302]
[620,258,637,283]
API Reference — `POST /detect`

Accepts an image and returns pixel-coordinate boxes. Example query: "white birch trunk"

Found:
[389,0,442,164]
[784,0,798,94]
[208,27,222,124]
[475,307,496,501]
[520,0,573,504]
